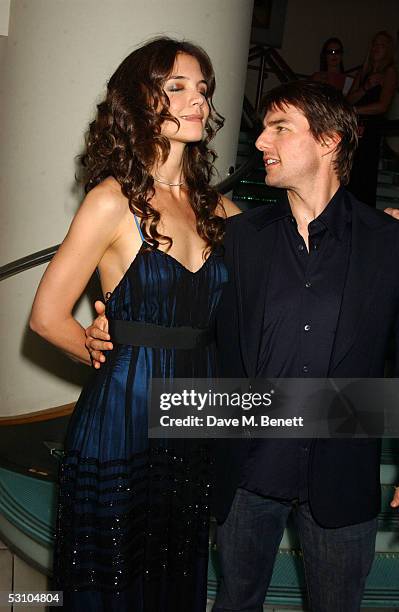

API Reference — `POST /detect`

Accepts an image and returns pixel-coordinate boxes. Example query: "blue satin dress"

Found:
[53,215,227,611]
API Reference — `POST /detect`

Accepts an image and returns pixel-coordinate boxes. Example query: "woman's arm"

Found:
[30,184,126,365]
[354,66,398,115]
[346,70,365,104]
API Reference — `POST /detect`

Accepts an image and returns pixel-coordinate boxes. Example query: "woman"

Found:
[30,37,239,611]
[312,37,349,93]
[347,30,398,206]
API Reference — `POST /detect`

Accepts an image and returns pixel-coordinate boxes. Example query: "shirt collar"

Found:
[251,194,292,228]
[311,186,350,241]
[249,186,351,239]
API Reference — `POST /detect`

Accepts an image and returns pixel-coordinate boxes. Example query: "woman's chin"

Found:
[169,132,205,144]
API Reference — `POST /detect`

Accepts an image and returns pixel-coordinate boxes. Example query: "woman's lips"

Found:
[181,115,203,122]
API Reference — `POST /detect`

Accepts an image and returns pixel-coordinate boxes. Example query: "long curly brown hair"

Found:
[80,37,225,252]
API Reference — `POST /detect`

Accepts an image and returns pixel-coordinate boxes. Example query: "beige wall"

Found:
[0,0,254,416]
[0,35,6,72]
[246,0,399,105]
[0,0,10,35]
[0,0,8,76]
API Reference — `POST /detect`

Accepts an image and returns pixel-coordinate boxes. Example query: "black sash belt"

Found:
[109,320,214,350]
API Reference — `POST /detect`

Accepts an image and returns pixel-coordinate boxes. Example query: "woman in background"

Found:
[312,37,349,93]
[30,36,239,612]
[347,30,398,206]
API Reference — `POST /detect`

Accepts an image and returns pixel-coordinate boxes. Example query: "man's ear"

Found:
[320,132,342,156]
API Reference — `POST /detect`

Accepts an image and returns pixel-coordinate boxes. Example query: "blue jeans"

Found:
[213,488,377,612]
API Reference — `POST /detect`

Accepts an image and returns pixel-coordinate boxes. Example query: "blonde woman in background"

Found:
[347,31,398,206]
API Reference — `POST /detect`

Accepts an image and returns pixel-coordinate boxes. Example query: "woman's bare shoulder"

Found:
[216,195,242,218]
[82,177,128,218]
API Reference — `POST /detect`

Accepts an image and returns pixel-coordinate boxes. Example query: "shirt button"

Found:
[302,365,309,373]
[304,324,311,331]
[298,244,304,251]
[305,281,312,288]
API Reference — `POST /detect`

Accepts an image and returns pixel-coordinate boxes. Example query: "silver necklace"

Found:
[153,176,184,187]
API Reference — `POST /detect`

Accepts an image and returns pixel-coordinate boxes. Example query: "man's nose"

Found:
[255,129,269,151]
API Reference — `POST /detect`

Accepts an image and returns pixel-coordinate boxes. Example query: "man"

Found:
[86,81,399,611]
[211,80,399,612]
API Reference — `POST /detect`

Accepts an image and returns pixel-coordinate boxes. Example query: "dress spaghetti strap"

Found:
[133,212,145,242]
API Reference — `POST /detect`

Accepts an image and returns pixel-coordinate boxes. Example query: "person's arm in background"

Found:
[346,69,365,105]
[354,66,398,115]
[385,208,399,220]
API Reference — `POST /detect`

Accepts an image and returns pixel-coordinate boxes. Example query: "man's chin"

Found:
[265,175,282,188]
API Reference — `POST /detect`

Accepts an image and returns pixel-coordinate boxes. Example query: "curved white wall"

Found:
[0,0,254,416]
[0,0,10,35]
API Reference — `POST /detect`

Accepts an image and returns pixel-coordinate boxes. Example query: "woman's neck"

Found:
[153,143,185,185]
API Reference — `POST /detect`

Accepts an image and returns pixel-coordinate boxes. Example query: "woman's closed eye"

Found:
[166,85,184,92]
[166,85,208,98]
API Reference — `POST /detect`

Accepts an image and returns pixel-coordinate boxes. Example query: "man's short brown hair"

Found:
[262,80,358,185]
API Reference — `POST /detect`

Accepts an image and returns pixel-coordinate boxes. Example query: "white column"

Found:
[0,0,10,35]
[0,0,254,416]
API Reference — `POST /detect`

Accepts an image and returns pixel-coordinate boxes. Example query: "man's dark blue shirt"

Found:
[240,186,352,501]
